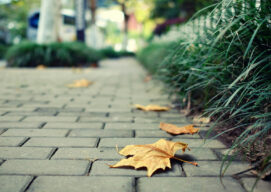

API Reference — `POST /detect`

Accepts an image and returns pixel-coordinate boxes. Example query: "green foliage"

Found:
[6,42,102,67]
[139,0,271,182]
[100,47,135,59]
[137,42,175,74]
[0,44,9,59]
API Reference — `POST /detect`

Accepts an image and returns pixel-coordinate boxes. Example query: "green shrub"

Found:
[100,47,135,59]
[6,42,102,67]
[0,44,9,59]
[137,42,175,74]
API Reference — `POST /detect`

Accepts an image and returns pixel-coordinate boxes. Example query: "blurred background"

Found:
[0,0,213,61]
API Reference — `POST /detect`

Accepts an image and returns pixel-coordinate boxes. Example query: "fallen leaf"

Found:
[109,139,198,177]
[134,104,170,111]
[36,65,46,69]
[67,79,93,88]
[160,122,199,135]
[144,75,152,82]
[193,116,210,124]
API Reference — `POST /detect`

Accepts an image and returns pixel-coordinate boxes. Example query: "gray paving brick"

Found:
[105,123,160,130]
[2,129,68,137]
[23,116,77,122]
[91,160,183,177]
[28,176,133,192]
[69,129,132,138]
[136,130,201,139]
[241,178,271,192]
[24,138,98,147]
[44,122,103,129]
[0,129,6,135]
[171,138,227,148]
[99,138,161,147]
[137,177,245,192]
[85,108,131,113]
[0,175,33,192]
[5,111,57,116]
[0,147,53,159]
[0,116,24,121]
[57,112,106,117]
[183,161,251,176]
[79,116,133,123]
[0,160,89,175]
[52,148,121,160]
[175,148,218,161]
[0,137,27,147]
[0,122,43,129]
[0,107,37,112]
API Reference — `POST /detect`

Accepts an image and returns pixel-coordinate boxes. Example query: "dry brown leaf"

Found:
[36,65,46,69]
[160,122,199,135]
[134,104,170,112]
[67,79,93,88]
[144,75,152,82]
[109,139,198,177]
[193,116,210,124]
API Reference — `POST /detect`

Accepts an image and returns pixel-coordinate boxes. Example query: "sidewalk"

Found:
[0,58,269,192]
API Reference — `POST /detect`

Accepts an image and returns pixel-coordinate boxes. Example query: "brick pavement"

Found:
[0,58,270,192]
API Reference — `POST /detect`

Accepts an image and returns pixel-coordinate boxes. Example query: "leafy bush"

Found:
[137,42,175,74]
[139,0,271,182]
[100,47,135,59]
[0,44,9,59]
[6,42,102,67]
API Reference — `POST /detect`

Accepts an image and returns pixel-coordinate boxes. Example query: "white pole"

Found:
[37,0,61,43]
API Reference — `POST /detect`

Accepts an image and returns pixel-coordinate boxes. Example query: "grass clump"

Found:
[139,0,271,183]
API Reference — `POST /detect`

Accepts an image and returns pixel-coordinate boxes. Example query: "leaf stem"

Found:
[172,156,199,166]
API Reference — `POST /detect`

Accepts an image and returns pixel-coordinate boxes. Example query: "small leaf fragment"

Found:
[36,65,46,69]
[193,116,210,124]
[160,122,199,135]
[109,139,198,177]
[67,79,93,88]
[134,104,170,111]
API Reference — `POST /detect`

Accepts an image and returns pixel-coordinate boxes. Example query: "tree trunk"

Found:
[37,0,61,43]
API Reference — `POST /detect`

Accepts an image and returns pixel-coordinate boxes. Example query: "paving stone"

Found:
[105,123,160,130]
[171,138,227,148]
[0,129,6,135]
[0,107,37,112]
[23,116,77,122]
[2,129,68,137]
[175,148,218,161]
[44,122,103,129]
[28,176,134,192]
[85,108,131,113]
[0,137,27,147]
[0,147,53,159]
[183,161,251,176]
[57,112,106,117]
[0,160,89,175]
[0,175,33,192]
[134,117,189,124]
[0,122,43,129]
[5,111,57,116]
[137,177,245,192]
[24,138,98,147]
[99,138,161,147]
[52,148,122,160]
[91,160,183,177]
[0,116,24,121]
[135,130,201,139]
[69,129,132,138]
[79,116,133,123]
[241,178,271,192]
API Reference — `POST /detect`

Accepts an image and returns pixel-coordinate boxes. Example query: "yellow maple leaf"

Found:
[67,79,93,88]
[109,139,198,177]
[134,104,170,112]
[36,65,46,70]
[160,122,199,135]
